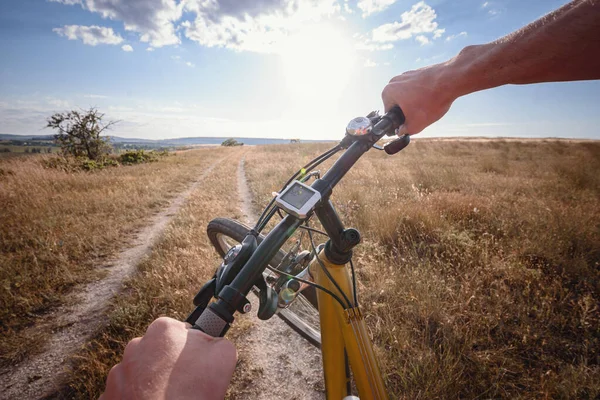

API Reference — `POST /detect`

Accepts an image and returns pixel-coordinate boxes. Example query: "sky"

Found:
[0,0,598,140]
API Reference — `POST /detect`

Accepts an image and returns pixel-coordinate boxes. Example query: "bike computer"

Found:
[275,180,321,219]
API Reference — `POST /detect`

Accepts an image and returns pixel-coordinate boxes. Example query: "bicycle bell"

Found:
[346,116,372,136]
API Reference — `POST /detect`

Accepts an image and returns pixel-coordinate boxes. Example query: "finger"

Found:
[146,317,185,336]
[381,89,396,113]
[398,124,409,136]
[123,337,141,360]
[381,86,396,113]
[104,363,126,397]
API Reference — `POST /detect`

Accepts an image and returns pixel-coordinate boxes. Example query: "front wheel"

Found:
[207,218,321,347]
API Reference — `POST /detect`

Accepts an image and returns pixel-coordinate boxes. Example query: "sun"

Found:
[279,24,357,112]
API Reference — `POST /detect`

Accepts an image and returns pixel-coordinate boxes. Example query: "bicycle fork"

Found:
[311,250,388,400]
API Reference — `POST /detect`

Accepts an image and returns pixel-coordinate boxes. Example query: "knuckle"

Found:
[148,316,174,333]
[107,363,122,380]
[381,84,392,100]
[123,337,141,357]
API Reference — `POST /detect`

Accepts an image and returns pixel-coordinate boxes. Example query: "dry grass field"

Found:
[0,149,223,366]
[243,139,600,399]
[1,140,598,399]
[53,147,247,398]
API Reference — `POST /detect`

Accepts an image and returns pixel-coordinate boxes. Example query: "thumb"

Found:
[398,124,409,136]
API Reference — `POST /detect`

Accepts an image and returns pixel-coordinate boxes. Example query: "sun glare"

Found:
[279,24,357,113]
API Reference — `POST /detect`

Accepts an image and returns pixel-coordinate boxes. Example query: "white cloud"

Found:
[356,41,394,51]
[50,0,345,54]
[46,97,70,108]
[58,0,184,47]
[122,44,134,52]
[170,55,194,67]
[83,94,109,99]
[415,35,429,45]
[357,0,397,17]
[53,25,124,46]
[51,0,412,55]
[364,58,377,67]
[370,2,444,43]
[182,0,342,53]
[48,0,82,5]
[354,32,393,51]
[343,1,353,14]
[445,31,467,41]
[481,1,501,15]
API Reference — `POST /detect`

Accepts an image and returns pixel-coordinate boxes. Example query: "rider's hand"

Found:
[100,317,237,400]
[382,62,460,135]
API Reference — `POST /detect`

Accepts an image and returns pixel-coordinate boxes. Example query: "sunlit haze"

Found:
[1,0,598,140]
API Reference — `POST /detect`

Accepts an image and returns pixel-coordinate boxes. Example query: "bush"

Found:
[0,148,11,153]
[119,150,161,165]
[46,108,116,160]
[221,138,243,147]
[41,150,170,172]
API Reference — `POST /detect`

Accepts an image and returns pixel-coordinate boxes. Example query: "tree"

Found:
[221,138,243,147]
[46,108,118,160]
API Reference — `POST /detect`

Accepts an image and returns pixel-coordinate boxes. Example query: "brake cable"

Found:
[253,143,358,311]
[254,144,342,232]
[307,227,353,309]
[264,264,348,310]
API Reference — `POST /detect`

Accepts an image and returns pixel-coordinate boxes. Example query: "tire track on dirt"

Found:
[0,160,222,400]
[231,158,325,400]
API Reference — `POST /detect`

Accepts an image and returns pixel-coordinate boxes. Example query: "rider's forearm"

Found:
[444,0,600,98]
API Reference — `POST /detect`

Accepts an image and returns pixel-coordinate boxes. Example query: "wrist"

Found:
[442,43,499,98]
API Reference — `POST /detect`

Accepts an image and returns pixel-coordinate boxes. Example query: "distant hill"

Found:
[0,134,55,141]
[0,133,333,146]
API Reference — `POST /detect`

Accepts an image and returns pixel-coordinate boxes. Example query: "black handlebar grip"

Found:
[190,303,232,337]
[384,134,411,155]
[385,105,406,134]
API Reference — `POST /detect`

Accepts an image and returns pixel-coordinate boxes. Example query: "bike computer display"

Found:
[275,180,321,219]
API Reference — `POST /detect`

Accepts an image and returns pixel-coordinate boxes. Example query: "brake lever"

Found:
[384,134,411,155]
[254,277,278,320]
[185,278,216,325]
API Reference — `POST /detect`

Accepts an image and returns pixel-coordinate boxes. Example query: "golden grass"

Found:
[0,149,222,366]
[3,140,599,399]
[52,148,248,398]
[243,140,600,399]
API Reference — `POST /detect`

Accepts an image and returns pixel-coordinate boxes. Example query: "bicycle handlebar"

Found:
[374,105,406,137]
[189,105,409,337]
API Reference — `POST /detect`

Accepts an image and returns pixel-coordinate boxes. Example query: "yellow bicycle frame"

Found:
[310,249,388,400]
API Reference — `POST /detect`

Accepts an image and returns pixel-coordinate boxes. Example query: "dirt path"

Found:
[232,158,325,400]
[0,161,221,400]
